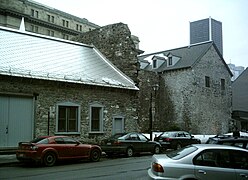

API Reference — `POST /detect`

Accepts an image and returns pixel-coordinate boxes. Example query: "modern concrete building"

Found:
[190,17,223,55]
[228,63,245,81]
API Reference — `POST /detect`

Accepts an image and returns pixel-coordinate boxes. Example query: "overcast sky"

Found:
[35,0,248,68]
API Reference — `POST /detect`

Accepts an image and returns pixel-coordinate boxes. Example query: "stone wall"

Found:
[0,75,139,143]
[73,23,140,85]
[160,45,232,134]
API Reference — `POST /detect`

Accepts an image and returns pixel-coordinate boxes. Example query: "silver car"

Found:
[148,144,248,180]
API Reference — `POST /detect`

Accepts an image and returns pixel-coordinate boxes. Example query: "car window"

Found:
[138,134,149,141]
[35,138,49,144]
[63,137,78,144]
[194,149,233,168]
[126,134,139,140]
[55,137,64,144]
[184,132,191,138]
[166,146,197,160]
[31,137,48,143]
[177,133,185,137]
[231,150,248,170]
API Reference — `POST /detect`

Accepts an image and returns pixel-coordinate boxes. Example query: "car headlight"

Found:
[31,146,38,150]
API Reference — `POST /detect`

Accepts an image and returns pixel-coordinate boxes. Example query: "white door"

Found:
[0,96,34,147]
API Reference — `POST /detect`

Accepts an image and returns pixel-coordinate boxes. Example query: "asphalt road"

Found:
[0,154,153,180]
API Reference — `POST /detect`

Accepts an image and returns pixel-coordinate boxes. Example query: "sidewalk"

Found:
[0,154,19,167]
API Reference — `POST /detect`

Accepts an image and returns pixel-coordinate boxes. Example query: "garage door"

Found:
[0,96,34,148]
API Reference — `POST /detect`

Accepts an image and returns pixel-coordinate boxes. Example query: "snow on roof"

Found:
[0,26,138,90]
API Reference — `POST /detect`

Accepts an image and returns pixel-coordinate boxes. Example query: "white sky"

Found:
[35,0,248,68]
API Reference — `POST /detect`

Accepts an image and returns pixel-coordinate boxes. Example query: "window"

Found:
[31,9,39,18]
[63,34,69,40]
[168,56,172,66]
[31,25,38,33]
[153,60,157,68]
[221,79,225,90]
[76,24,82,31]
[47,15,54,23]
[205,76,210,87]
[47,30,54,37]
[62,19,69,27]
[56,102,80,133]
[90,103,103,132]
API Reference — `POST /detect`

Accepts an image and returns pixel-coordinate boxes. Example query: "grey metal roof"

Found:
[232,68,248,112]
[0,26,138,90]
[138,41,232,75]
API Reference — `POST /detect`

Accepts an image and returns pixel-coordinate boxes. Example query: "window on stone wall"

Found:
[221,78,225,90]
[153,60,157,68]
[90,103,104,132]
[168,56,173,66]
[56,102,80,133]
[205,76,210,87]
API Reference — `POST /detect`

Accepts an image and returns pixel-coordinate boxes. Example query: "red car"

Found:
[16,136,102,166]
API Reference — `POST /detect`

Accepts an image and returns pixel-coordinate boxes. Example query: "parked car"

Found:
[101,132,161,157]
[154,131,201,150]
[16,136,102,166]
[148,144,248,180]
[206,135,248,149]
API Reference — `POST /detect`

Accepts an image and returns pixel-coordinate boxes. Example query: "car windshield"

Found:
[166,146,198,160]
[30,137,49,144]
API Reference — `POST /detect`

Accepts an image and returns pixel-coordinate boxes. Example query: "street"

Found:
[0,154,152,180]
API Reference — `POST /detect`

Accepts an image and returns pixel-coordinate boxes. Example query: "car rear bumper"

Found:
[16,151,41,162]
[148,169,166,180]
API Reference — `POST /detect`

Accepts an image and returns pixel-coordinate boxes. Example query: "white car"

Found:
[148,144,248,180]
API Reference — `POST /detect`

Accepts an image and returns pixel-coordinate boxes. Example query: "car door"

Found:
[193,149,236,180]
[125,133,142,152]
[231,150,248,180]
[62,137,87,158]
[137,133,153,152]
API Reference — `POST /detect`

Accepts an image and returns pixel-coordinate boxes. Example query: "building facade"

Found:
[190,17,223,55]
[0,0,100,40]
[139,42,232,134]
[0,26,139,148]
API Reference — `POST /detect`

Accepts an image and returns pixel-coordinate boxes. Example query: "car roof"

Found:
[192,143,248,152]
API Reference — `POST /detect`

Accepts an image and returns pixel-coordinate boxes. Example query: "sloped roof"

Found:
[0,26,138,90]
[138,41,232,75]
[232,68,248,112]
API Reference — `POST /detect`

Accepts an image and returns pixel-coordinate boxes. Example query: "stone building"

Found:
[232,68,248,131]
[73,23,140,85]
[139,41,233,134]
[0,0,99,40]
[0,26,139,148]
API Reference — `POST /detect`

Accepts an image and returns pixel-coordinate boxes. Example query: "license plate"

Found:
[107,142,111,145]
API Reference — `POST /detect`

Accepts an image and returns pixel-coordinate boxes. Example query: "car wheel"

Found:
[43,152,56,167]
[90,149,101,162]
[153,145,160,154]
[126,147,133,157]
[175,143,182,150]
